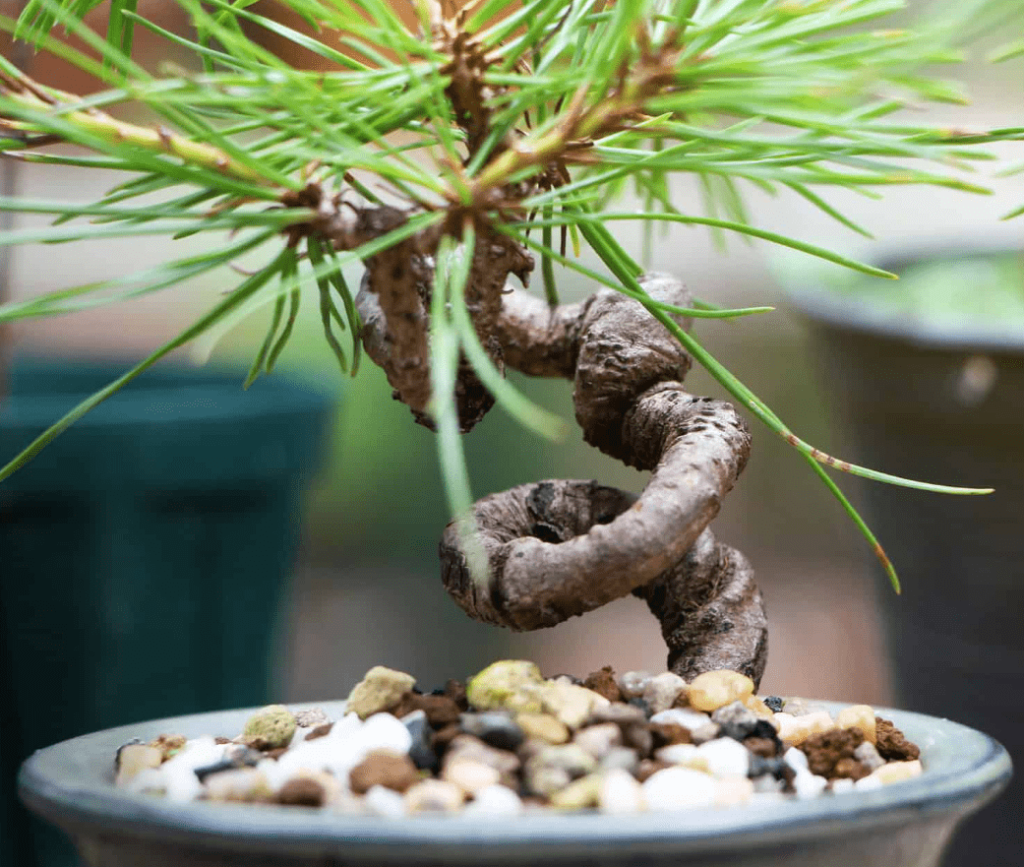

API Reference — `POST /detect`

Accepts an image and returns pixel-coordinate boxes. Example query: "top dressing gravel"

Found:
[113,661,922,815]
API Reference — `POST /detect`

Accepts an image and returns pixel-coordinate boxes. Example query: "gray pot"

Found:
[789,246,1024,865]
[18,700,1011,867]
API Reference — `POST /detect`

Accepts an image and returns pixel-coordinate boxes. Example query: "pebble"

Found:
[864,759,923,786]
[592,703,647,726]
[542,681,609,729]
[643,767,717,810]
[549,773,603,809]
[617,671,653,699]
[854,741,886,772]
[460,712,525,750]
[698,738,751,778]
[792,770,829,800]
[783,747,809,773]
[466,660,546,714]
[584,666,623,703]
[600,768,646,813]
[650,707,712,730]
[349,752,419,794]
[405,779,465,813]
[715,776,755,806]
[753,774,784,793]
[442,757,502,795]
[712,701,761,741]
[242,705,297,750]
[776,711,836,745]
[294,708,330,729]
[836,704,877,745]
[364,784,407,818]
[148,734,187,761]
[600,746,640,774]
[524,745,597,797]
[763,696,784,713]
[573,723,622,759]
[688,671,754,712]
[464,784,523,815]
[114,745,162,786]
[277,776,328,807]
[689,722,722,745]
[654,744,708,772]
[400,710,436,771]
[516,713,569,745]
[203,768,271,802]
[446,735,520,776]
[830,778,855,795]
[642,672,688,714]
[346,666,416,720]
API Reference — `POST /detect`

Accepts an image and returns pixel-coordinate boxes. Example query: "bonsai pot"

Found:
[17,699,1011,867]
[0,356,335,867]
[788,243,1024,865]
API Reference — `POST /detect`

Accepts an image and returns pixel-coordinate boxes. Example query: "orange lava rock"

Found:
[799,728,867,780]
[584,666,623,703]
[875,718,921,762]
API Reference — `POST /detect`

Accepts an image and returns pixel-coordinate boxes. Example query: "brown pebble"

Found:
[649,723,691,748]
[305,723,334,741]
[445,679,469,711]
[214,737,232,746]
[433,723,462,752]
[584,666,623,703]
[635,759,671,783]
[349,752,420,795]
[264,747,289,761]
[622,723,654,757]
[743,736,779,759]
[418,694,462,727]
[799,728,865,779]
[148,734,187,761]
[277,778,326,807]
[833,757,869,781]
[875,718,921,762]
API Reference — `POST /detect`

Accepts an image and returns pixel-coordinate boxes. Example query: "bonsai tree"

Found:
[1,0,1021,686]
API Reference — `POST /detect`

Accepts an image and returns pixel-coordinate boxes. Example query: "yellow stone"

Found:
[687,670,754,712]
[549,773,602,810]
[516,713,570,745]
[115,745,163,786]
[744,695,780,731]
[872,760,923,786]
[836,704,877,745]
[776,710,836,745]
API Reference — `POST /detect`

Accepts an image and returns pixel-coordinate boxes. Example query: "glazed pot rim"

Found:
[18,700,1012,862]
[785,236,1024,353]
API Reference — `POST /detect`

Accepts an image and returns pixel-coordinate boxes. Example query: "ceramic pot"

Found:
[789,244,1024,865]
[18,700,1011,867]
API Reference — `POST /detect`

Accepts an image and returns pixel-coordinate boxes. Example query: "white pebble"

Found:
[642,672,688,714]
[464,785,523,815]
[364,784,407,817]
[830,778,855,795]
[642,767,717,810]
[442,758,501,795]
[782,747,809,773]
[650,708,712,730]
[697,738,750,778]
[792,770,828,800]
[654,744,707,772]
[714,776,754,806]
[358,713,413,755]
[618,671,652,699]
[154,738,227,802]
[854,774,884,792]
[600,768,646,814]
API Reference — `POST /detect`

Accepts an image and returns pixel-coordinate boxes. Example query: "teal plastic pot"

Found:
[0,357,334,867]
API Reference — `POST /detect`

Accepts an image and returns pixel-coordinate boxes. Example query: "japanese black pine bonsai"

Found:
[1,0,1021,687]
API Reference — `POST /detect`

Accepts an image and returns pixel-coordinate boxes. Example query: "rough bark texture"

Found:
[439,273,769,688]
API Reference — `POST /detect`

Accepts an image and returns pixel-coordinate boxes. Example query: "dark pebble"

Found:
[305,723,334,741]
[194,749,261,782]
[763,696,784,713]
[402,710,438,772]
[445,679,469,711]
[460,712,525,751]
[750,719,781,741]
[622,722,653,757]
[627,697,651,718]
[748,755,787,781]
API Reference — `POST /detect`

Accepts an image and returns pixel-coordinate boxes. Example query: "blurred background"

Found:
[0,1,1021,864]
